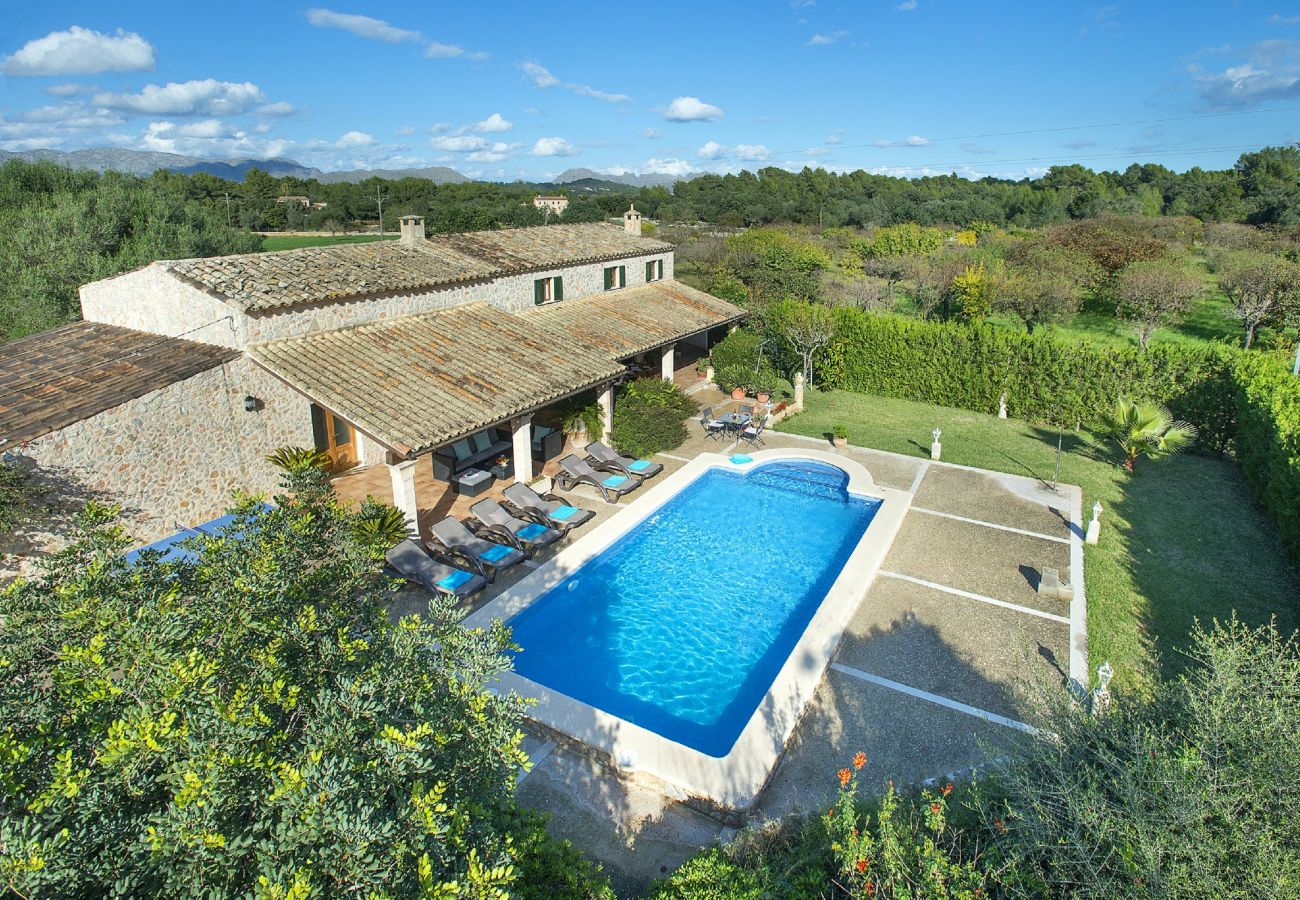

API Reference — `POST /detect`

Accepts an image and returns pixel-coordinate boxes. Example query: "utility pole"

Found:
[223,191,232,227]
[376,185,387,236]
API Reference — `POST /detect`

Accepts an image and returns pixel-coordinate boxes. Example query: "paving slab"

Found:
[757,667,1018,820]
[882,514,1073,616]
[840,445,927,493]
[912,464,1073,537]
[837,576,1069,722]
[517,743,723,897]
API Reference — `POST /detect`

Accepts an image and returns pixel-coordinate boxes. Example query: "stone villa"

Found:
[532,195,569,216]
[0,207,743,547]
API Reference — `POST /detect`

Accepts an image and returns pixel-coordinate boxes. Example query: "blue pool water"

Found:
[508,460,880,757]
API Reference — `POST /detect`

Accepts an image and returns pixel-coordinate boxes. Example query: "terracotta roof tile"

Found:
[0,322,238,449]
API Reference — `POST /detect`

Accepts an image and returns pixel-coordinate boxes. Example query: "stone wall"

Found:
[80,252,674,350]
[20,355,312,546]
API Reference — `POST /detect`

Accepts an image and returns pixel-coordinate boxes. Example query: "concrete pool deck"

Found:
[384,424,1086,895]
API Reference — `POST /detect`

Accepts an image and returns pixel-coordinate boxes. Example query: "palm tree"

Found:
[1100,398,1198,472]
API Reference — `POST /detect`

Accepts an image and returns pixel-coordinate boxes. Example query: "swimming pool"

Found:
[465,448,911,810]
[507,461,880,757]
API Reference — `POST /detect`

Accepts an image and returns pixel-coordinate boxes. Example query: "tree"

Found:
[861,255,910,304]
[1100,396,1198,471]
[0,461,533,896]
[1216,250,1300,348]
[904,252,969,321]
[952,260,997,323]
[1114,258,1203,349]
[723,228,831,304]
[771,300,835,387]
[995,242,1090,332]
[857,223,944,258]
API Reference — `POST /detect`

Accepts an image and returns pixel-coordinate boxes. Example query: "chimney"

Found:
[623,203,642,235]
[399,215,425,245]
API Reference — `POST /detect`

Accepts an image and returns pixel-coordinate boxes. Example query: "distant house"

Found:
[533,195,569,215]
[275,195,311,207]
[0,207,742,548]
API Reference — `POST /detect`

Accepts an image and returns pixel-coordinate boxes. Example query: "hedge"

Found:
[799,310,1300,561]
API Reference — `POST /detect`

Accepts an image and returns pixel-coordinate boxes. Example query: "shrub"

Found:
[1231,352,1300,560]
[709,328,765,373]
[610,378,698,459]
[714,364,752,394]
[0,475,532,895]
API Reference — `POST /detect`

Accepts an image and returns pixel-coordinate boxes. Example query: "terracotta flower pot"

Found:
[756,392,771,404]
[731,387,746,400]
[833,436,848,449]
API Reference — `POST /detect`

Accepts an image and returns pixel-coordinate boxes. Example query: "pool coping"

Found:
[462,448,912,811]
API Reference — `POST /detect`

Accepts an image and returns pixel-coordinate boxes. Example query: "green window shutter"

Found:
[534,278,546,304]
[646,260,653,281]
[603,267,612,289]
[619,265,626,287]
[554,276,564,301]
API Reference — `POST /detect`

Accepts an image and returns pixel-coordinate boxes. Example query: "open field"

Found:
[776,390,1300,695]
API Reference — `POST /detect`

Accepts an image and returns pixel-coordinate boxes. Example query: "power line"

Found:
[832,143,1275,176]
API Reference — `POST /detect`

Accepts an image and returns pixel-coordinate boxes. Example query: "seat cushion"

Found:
[602,474,628,488]
[435,569,474,591]
[451,439,474,461]
[472,431,492,453]
[628,459,653,472]
[481,543,514,562]
[518,522,550,541]
[551,505,581,521]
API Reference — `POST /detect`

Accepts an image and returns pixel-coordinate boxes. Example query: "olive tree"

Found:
[0,461,531,897]
[995,243,1092,333]
[1215,249,1300,348]
[1114,258,1203,349]
[770,299,836,388]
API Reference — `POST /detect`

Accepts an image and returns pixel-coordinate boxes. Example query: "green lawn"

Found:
[260,234,399,251]
[777,391,1300,694]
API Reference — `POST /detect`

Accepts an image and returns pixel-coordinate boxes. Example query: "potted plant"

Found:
[715,364,751,401]
[753,364,778,405]
[555,396,604,448]
[832,424,848,449]
[695,358,709,380]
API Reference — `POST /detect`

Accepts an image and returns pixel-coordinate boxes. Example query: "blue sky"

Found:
[1,1,1298,180]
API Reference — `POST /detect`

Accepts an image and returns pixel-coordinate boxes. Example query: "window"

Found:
[645,259,663,282]
[603,265,626,291]
[533,275,564,305]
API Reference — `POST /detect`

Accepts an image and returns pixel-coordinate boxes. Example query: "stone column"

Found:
[1085,501,1102,545]
[387,457,420,537]
[793,372,806,411]
[511,414,534,484]
[597,382,615,442]
[660,342,676,382]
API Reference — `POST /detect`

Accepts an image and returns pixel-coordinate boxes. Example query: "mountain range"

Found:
[0,148,679,188]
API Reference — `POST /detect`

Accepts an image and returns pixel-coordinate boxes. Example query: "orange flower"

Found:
[853,751,867,770]
[838,768,852,787]
[943,782,953,797]
[865,881,875,897]
[930,802,941,815]
[856,858,868,873]
[994,816,1006,833]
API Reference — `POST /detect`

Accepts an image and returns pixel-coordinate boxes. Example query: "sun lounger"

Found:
[386,539,486,599]
[428,516,525,580]
[469,498,562,554]
[584,440,664,480]
[502,482,595,532]
[556,454,641,504]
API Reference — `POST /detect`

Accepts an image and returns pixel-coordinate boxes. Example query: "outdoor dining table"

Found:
[717,412,752,434]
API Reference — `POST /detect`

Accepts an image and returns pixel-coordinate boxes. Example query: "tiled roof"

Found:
[526,279,746,359]
[164,223,671,313]
[439,223,669,271]
[248,302,625,456]
[0,322,238,450]
[167,240,498,312]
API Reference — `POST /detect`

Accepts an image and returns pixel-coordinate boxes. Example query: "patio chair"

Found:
[428,516,525,580]
[699,406,726,442]
[739,404,755,418]
[469,498,562,555]
[739,418,766,448]
[502,482,595,532]
[386,539,487,599]
[556,454,641,504]
[584,440,664,480]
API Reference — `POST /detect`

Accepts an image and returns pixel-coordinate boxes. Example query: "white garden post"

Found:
[793,372,806,411]
[1086,501,1102,545]
[998,393,1007,419]
[930,427,942,461]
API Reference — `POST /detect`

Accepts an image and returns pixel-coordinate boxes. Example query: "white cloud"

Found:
[519,61,630,102]
[94,79,266,116]
[1270,14,1300,25]
[257,101,296,118]
[639,158,698,177]
[1195,39,1300,107]
[806,31,848,46]
[664,96,724,122]
[305,9,419,42]
[467,142,518,162]
[640,127,662,138]
[44,83,93,96]
[735,143,770,161]
[336,130,375,148]
[873,134,931,147]
[531,136,578,156]
[431,134,489,152]
[697,140,726,159]
[474,112,512,133]
[790,0,816,7]
[425,41,489,60]
[826,130,844,145]
[174,119,238,139]
[897,0,918,9]
[3,26,155,76]
[395,125,416,136]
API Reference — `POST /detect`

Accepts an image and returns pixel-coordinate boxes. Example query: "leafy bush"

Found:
[709,328,765,374]
[1231,353,1300,560]
[714,364,752,394]
[551,392,604,437]
[610,378,698,459]
[724,228,832,302]
[0,471,533,895]
[507,809,616,900]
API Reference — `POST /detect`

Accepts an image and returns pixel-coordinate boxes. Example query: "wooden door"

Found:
[311,404,357,473]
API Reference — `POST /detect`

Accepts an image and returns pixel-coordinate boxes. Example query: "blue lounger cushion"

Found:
[435,569,474,591]
[602,474,629,488]
[517,522,550,541]
[730,454,753,464]
[480,543,514,562]
[628,459,653,472]
[551,505,581,521]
